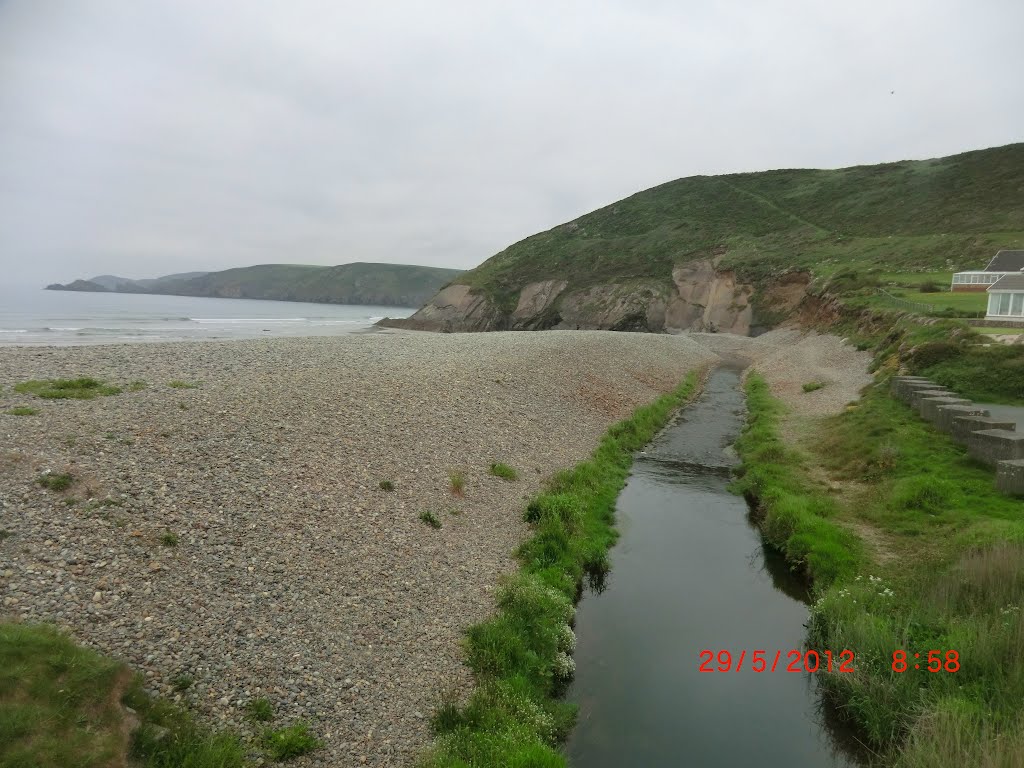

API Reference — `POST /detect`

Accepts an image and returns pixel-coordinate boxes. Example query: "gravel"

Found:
[0,330,717,767]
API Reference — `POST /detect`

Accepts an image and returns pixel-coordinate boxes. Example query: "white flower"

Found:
[553,651,576,679]
[558,624,576,653]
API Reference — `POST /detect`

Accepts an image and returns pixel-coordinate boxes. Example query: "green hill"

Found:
[395,143,1024,332]
[47,262,462,308]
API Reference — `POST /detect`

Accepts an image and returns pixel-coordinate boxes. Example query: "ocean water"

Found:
[0,286,413,345]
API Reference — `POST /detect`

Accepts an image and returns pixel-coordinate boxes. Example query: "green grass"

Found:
[802,381,825,393]
[160,532,179,547]
[171,674,193,692]
[489,462,518,481]
[14,377,121,399]
[128,380,148,392]
[379,479,395,491]
[246,697,274,723]
[735,371,1024,766]
[0,622,247,768]
[168,380,199,389]
[420,510,442,529]
[263,723,321,761]
[449,470,466,496]
[422,370,701,767]
[4,407,38,416]
[971,326,1024,336]
[37,472,73,491]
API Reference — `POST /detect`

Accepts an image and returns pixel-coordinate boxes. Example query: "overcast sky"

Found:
[1,0,1021,286]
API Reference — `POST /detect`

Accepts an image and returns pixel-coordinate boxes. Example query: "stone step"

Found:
[967,429,1024,466]
[920,396,971,423]
[935,403,990,433]
[951,416,1016,445]
[996,460,1024,495]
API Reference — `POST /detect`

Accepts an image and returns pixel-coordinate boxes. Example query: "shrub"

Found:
[918,280,940,293]
[379,480,395,491]
[802,381,825,393]
[908,341,962,370]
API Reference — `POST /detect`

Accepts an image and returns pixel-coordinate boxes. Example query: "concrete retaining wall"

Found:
[936,404,990,432]
[951,415,1016,445]
[920,396,971,422]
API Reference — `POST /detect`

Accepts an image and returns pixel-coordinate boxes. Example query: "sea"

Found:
[0,285,413,346]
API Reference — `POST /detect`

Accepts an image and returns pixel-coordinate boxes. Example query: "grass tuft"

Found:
[802,381,825,393]
[263,723,321,761]
[420,510,442,529]
[245,697,274,723]
[449,470,466,496]
[489,462,519,481]
[379,480,395,491]
[160,532,179,547]
[4,406,38,416]
[37,472,73,491]
[15,377,121,399]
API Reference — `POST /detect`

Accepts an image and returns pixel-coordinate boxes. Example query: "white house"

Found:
[952,250,1024,292]
[986,272,1024,322]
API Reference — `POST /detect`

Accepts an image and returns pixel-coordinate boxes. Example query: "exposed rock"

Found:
[510,280,568,330]
[554,283,667,331]
[380,284,504,332]
[665,260,752,334]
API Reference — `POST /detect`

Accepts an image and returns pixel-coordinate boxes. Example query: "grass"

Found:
[263,723,321,761]
[128,380,148,392]
[802,381,825,393]
[421,370,701,767]
[246,697,274,723]
[37,472,73,491]
[489,462,519,481]
[971,326,1024,336]
[168,380,199,389]
[449,470,466,496]
[420,510,442,529]
[379,479,395,491]
[0,622,247,768]
[3,407,38,416]
[14,377,121,399]
[734,370,1024,766]
[171,674,193,692]
[160,532,179,547]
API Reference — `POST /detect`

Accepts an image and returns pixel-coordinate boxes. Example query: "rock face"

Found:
[389,258,791,336]
[381,284,505,332]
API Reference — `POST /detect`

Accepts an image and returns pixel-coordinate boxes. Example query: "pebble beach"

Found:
[0,330,719,766]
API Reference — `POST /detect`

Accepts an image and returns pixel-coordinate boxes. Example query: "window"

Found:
[1013,293,1024,316]
[998,293,1012,315]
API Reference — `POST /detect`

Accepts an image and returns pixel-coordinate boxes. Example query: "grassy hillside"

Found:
[455,143,1024,308]
[50,262,462,308]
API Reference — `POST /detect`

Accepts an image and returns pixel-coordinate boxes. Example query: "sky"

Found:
[0,0,1021,287]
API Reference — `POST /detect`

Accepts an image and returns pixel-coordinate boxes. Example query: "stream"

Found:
[565,364,866,767]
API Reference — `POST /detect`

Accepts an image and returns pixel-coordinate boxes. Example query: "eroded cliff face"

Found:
[386,260,806,335]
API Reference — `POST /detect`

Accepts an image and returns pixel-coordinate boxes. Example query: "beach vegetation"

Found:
[263,723,321,761]
[449,470,466,496]
[246,697,274,723]
[801,381,825,393]
[171,674,193,692]
[178,402,189,410]
[160,532,179,547]
[3,407,38,416]
[0,530,10,542]
[0,622,247,768]
[420,510,442,529]
[128,380,148,391]
[37,472,73,491]
[379,479,395,491]
[489,462,518,481]
[168,380,199,389]
[422,371,700,767]
[14,377,121,399]
[733,371,1024,765]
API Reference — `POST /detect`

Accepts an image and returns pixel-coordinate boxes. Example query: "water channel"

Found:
[565,364,866,767]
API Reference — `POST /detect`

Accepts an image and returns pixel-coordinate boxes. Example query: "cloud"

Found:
[0,0,1021,285]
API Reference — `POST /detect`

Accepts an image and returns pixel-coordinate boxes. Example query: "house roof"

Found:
[985,250,1024,272]
[989,273,1024,291]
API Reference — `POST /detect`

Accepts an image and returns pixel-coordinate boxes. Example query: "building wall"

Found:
[952,284,990,292]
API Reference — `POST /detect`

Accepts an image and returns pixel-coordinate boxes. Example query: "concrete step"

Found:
[967,429,1024,466]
